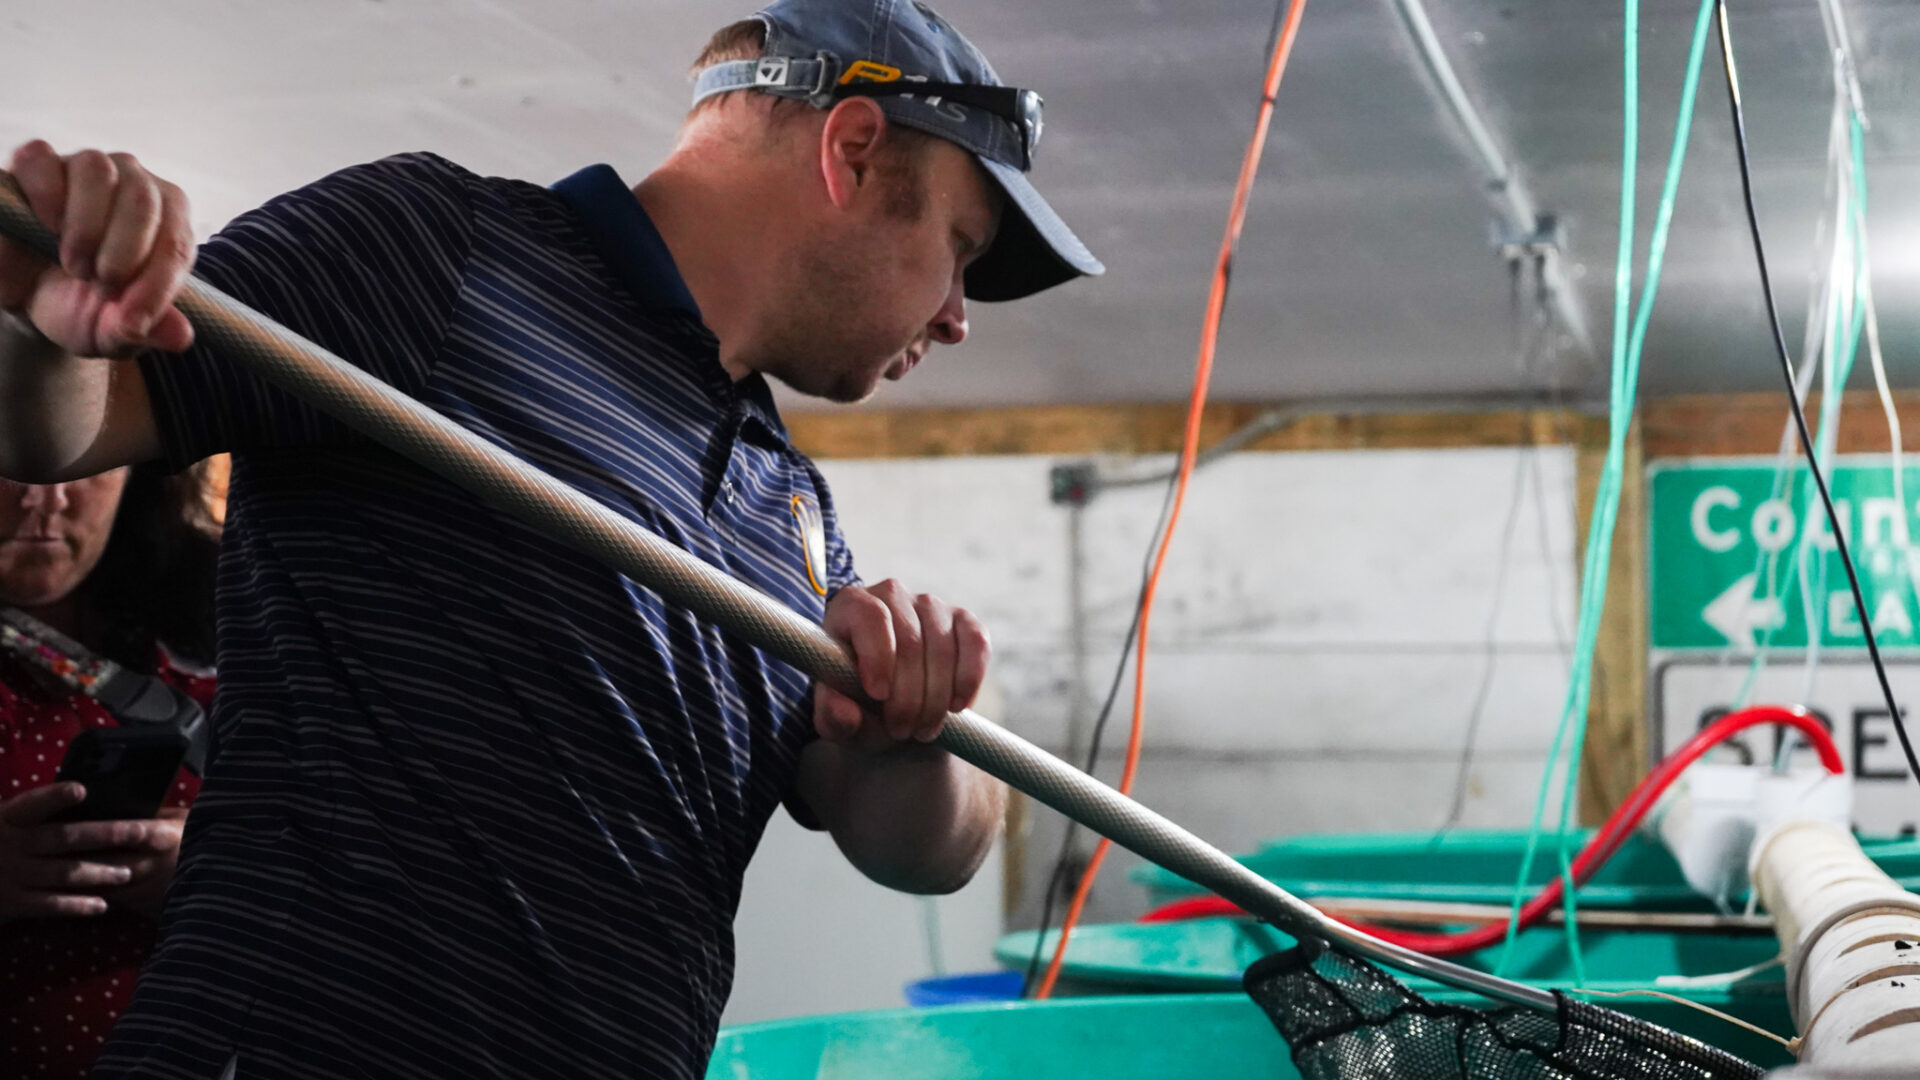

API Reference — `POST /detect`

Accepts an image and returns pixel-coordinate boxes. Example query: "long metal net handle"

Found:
[0,170,1554,1012]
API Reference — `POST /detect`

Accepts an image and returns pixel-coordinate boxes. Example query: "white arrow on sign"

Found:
[1703,572,1788,649]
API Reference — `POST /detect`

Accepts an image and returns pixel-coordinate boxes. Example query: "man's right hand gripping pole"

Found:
[0,140,185,480]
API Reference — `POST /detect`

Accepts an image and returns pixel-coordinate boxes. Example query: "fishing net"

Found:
[1244,939,1765,1080]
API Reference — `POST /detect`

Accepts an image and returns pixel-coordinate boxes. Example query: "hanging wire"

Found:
[1736,0,1907,754]
[1439,267,1560,832]
[1020,474,1176,996]
[1030,0,1309,1000]
[1711,0,1920,788]
[1732,40,1862,731]
[1438,446,1532,830]
[1852,129,1920,626]
[1784,109,1867,758]
[1503,0,1717,982]
[1764,0,1887,769]
[1530,443,1576,675]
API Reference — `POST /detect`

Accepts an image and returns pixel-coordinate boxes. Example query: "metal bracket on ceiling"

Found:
[1388,0,1593,360]
[1493,213,1564,263]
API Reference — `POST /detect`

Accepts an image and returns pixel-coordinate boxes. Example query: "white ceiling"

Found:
[3,0,1914,410]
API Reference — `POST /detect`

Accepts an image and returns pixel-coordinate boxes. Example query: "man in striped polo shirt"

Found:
[0,1,1101,1076]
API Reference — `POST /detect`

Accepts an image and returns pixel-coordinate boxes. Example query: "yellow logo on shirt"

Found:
[791,494,829,597]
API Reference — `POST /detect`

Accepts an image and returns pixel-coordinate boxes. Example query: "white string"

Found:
[1566,987,1796,1050]
[1653,953,1784,988]
[1750,2,1873,761]
[1727,92,1841,709]
[1794,91,1854,716]
[1852,147,1915,608]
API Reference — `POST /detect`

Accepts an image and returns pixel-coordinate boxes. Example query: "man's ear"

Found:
[819,97,889,211]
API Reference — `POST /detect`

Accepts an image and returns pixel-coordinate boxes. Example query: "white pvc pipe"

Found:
[1387,0,1595,360]
[1754,820,1920,1068]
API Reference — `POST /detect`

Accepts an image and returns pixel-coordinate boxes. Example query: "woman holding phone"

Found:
[0,462,219,1078]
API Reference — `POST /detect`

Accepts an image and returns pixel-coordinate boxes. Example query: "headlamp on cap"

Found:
[833,76,1044,172]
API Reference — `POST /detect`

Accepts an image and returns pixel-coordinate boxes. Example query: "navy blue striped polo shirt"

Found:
[98,154,858,1080]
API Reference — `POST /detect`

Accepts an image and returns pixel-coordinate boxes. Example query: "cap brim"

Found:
[964,158,1104,303]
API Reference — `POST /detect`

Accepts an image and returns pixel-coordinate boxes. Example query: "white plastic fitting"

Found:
[1650,765,1847,908]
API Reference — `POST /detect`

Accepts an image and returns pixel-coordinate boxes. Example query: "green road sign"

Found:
[1648,458,1920,651]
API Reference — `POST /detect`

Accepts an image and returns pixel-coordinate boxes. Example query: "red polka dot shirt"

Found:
[0,655,210,1080]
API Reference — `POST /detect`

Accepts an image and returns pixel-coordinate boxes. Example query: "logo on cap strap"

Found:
[692,55,841,108]
[755,57,790,87]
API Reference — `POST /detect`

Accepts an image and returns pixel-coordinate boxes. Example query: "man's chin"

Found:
[772,366,887,405]
[826,378,883,405]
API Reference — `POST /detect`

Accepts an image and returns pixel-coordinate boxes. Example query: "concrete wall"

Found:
[725,444,1578,1021]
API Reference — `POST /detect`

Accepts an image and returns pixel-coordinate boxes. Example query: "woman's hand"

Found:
[0,782,184,924]
[100,805,187,919]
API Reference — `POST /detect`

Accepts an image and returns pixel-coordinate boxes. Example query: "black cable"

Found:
[1714,0,1920,788]
[1437,259,1558,833]
[1021,0,1291,995]
[1526,254,1576,674]
[1021,472,1179,996]
[1217,0,1291,293]
[1439,445,1530,830]
[1507,254,1524,372]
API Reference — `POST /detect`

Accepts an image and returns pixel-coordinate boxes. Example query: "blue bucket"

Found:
[903,970,1025,1007]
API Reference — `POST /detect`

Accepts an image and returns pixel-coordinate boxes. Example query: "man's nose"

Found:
[928,279,968,346]
[19,483,71,514]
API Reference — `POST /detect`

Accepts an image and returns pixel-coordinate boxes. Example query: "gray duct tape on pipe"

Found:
[0,169,1555,1012]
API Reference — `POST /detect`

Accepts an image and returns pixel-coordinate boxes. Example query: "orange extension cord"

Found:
[1033,0,1310,1000]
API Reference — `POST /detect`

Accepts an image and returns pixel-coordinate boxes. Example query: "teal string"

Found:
[1499,0,1714,983]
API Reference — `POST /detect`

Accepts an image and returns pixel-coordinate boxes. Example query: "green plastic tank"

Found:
[991,917,1791,1058]
[704,991,1793,1078]
[1129,829,1920,909]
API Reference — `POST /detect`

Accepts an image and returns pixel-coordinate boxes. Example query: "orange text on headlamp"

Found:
[839,60,903,85]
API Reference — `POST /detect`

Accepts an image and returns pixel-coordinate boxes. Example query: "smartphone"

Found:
[51,726,189,823]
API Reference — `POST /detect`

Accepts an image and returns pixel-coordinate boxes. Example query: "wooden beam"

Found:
[785,402,1587,459]
[1576,416,1649,825]
[1642,390,1920,459]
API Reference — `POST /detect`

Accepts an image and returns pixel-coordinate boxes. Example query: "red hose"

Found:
[1140,896,1244,923]
[1139,705,1843,954]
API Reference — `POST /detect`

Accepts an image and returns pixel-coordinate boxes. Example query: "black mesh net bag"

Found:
[1243,938,1765,1080]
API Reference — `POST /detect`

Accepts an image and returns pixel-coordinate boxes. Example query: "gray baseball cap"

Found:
[691,0,1104,302]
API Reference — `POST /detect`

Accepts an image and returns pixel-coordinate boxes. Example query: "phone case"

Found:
[52,726,189,823]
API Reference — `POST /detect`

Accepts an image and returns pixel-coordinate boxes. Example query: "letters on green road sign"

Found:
[1648,459,1920,651]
